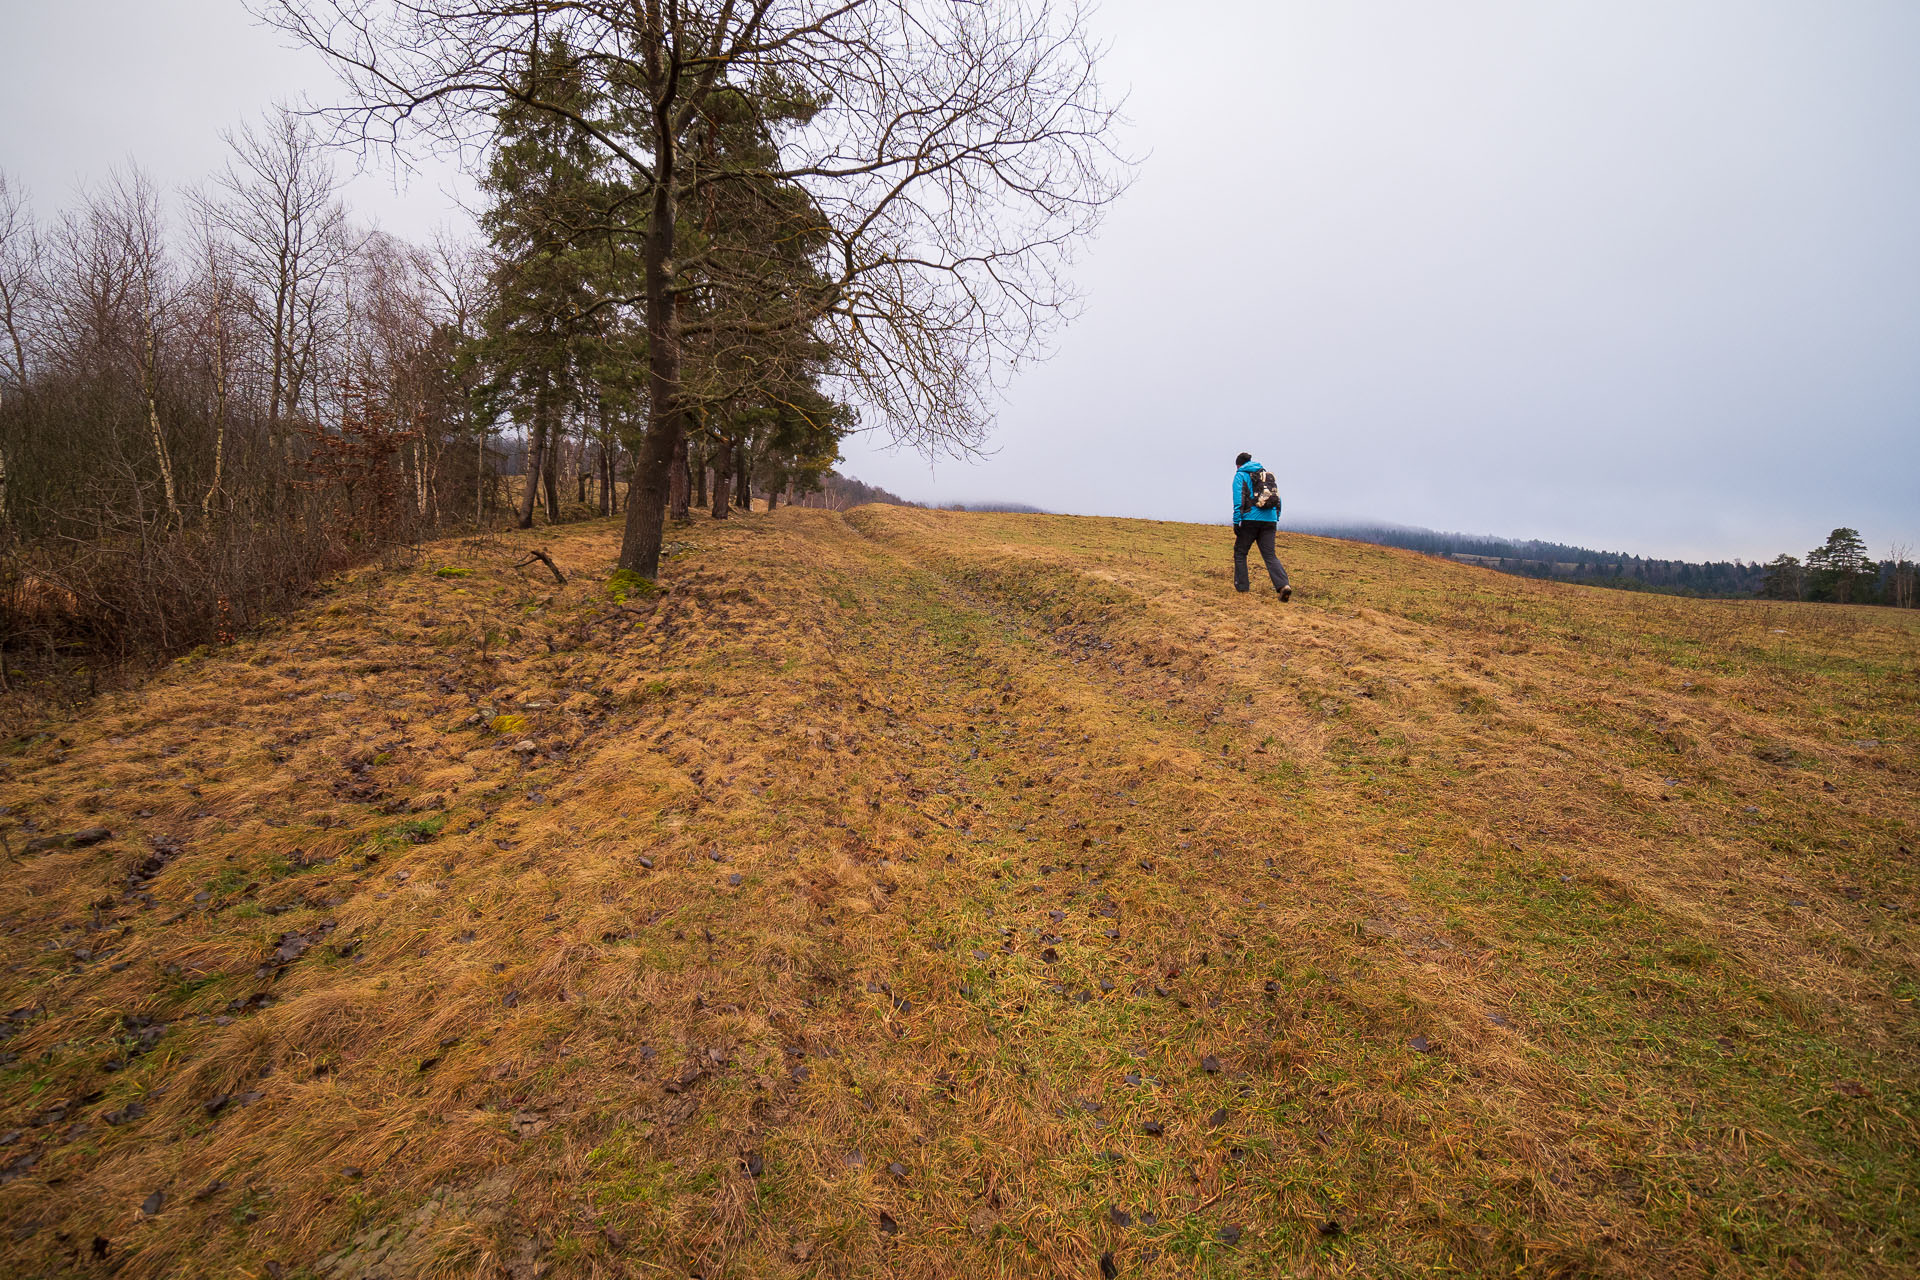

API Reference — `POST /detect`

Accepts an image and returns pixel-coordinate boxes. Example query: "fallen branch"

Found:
[514,549,567,585]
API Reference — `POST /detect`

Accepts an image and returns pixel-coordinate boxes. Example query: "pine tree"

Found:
[1805,528,1872,603]
[472,37,631,529]
[1759,553,1803,601]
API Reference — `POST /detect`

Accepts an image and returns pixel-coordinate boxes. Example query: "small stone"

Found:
[1219,1224,1242,1246]
[728,873,743,886]
[745,1151,765,1177]
[511,740,537,754]
[1200,1054,1222,1074]
[140,1190,165,1216]
[1408,1035,1433,1054]
[1209,1107,1228,1127]
[887,1161,907,1180]
[877,1211,898,1236]
[1139,1120,1164,1136]
[1108,1204,1132,1227]
[637,856,654,870]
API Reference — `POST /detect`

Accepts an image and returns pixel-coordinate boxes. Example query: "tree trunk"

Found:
[616,108,683,578]
[670,432,690,520]
[517,405,545,529]
[710,435,733,519]
[201,266,229,521]
[542,421,560,523]
[735,447,751,512]
[765,486,777,513]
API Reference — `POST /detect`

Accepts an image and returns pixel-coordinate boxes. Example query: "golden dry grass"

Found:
[0,506,1915,1279]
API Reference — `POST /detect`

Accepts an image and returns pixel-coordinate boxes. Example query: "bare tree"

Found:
[254,0,1128,577]
[424,227,494,524]
[183,202,242,519]
[1891,542,1915,610]
[43,171,183,524]
[0,172,43,522]
[195,108,356,457]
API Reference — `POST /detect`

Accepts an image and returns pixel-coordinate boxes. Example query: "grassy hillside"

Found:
[1,507,1915,1279]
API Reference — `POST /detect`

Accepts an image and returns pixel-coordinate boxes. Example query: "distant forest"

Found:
[787,472,918,511]
[1291,521,1917,607]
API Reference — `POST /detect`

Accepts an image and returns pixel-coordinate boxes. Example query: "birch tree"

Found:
[198,109,355,456]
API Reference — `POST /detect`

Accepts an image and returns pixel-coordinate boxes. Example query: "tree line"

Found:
[1296,521,1918,607]
[259,0,1124,580]
[1758,528,1917,607]
[0,128,483,672]
[0,0,1126,698]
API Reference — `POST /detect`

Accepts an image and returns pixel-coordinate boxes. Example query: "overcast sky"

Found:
[3,0,1915,560]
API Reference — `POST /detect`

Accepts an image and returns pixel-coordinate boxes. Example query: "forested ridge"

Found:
[1293,520,1918,606]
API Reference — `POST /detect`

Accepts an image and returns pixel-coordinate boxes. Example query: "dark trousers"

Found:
[1233,523,1289,594]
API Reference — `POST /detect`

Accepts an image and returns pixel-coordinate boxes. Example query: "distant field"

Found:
[1,507,1915,1278]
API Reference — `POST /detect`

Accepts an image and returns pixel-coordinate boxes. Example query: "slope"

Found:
[0,507,1915,1279]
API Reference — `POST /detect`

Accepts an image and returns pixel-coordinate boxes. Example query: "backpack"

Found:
[1244,468,1280,513]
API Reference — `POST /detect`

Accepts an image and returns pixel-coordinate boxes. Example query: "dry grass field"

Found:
[0,506,1915,1278]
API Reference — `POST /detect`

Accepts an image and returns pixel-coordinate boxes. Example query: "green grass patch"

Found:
[606,569,661,603]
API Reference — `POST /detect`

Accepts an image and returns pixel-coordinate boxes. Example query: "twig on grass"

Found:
[514,549,567,585]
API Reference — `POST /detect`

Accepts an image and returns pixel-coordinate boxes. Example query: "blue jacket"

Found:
[1232,460,1280,524]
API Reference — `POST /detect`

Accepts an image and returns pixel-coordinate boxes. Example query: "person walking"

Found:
[1231,451,1291,601]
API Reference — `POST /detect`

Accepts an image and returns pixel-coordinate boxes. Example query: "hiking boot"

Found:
[1279,586,1292,602]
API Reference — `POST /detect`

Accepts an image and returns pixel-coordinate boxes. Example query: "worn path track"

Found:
[1,507,1915,1278]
